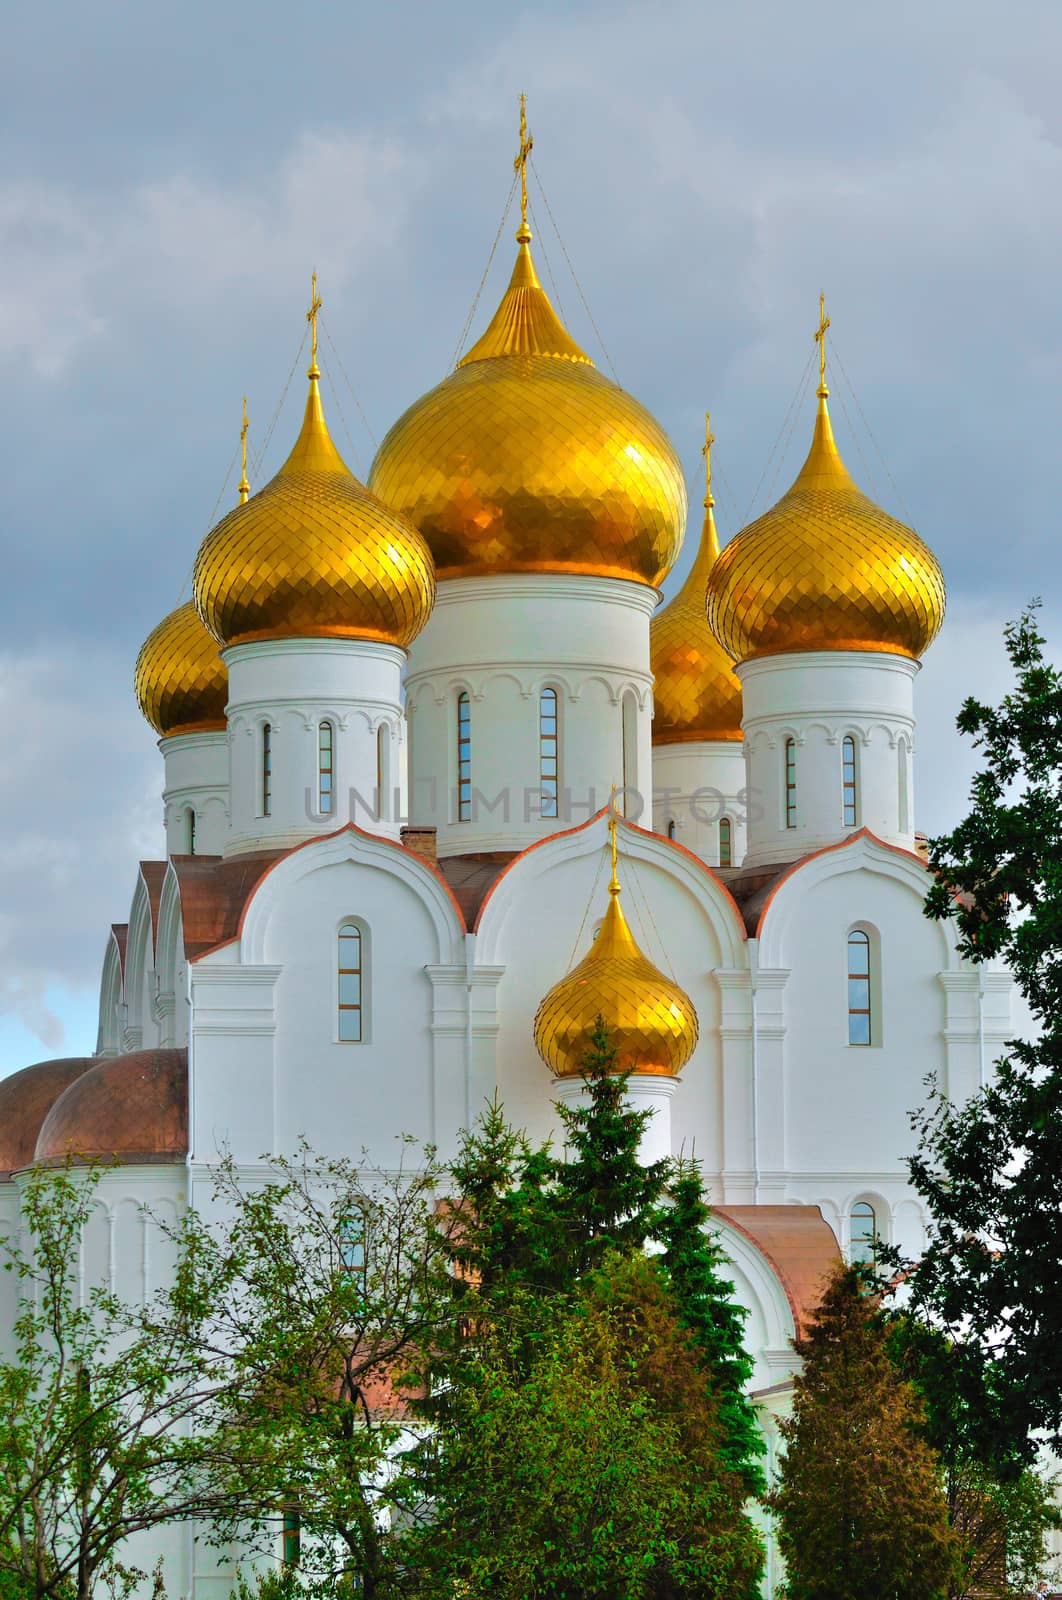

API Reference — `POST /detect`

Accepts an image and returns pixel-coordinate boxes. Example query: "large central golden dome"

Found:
[534,820,698,1079]
[194,329,436,650]
[707,386,945,664]
[368,235,687,586]
[651,419,742,744]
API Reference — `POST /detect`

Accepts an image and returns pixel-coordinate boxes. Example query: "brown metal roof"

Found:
[0,1058,96,1178]
[715,1204,840,1337]
[436,852,520,931]
[169,851,286,959]
[714,861,802,937]
[35,1047,188,1165]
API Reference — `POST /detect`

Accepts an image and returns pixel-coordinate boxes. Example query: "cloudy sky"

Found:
[1,0,1059,1072]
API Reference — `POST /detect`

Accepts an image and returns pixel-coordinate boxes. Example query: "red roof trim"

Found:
[190,822,467,962]
[472,808,747,939]
[754,827,928,940]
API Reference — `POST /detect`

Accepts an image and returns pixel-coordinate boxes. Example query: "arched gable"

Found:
[96,927,126,1057]
[124,871,160,1048]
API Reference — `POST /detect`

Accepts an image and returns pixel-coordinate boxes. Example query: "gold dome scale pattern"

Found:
[135,601,228,739]
[651,415,742,743]
[534,818,699,1079]
[194,332,436,650]
[369,237,688,586]
[706,390,945,664]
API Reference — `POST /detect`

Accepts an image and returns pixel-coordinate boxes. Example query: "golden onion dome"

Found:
[534,818,699,1079]
[651,415,742,744]
[194,295,436,650]
[706,321,945,664]
[368,232,687,586]
[134,601,228,738]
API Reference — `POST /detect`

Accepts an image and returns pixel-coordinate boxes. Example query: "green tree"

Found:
[773,1263,958,1600]
[659,1163,765,1496]
[406,1254,763,1600]
[0,1160,248,1600]
[902,604,1062,1459]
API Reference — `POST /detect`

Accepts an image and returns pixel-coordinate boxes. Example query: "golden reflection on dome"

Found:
[651,414,742,744]
[194,281,436,650]
[135,601,228,739]
[706,302,945,664]
[369,102,685,586]
[533,815,699,1079]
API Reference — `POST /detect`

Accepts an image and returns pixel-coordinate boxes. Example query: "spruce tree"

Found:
[773,1263,959,1600]
[660,1162,766,1496]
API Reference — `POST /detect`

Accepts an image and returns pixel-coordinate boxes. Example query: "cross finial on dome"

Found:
[238,396,250,504]
[702,410,715,511]
[514,93,534,244]
[815,292,831,399]
[307,271,323,380]
[607,783,622,897]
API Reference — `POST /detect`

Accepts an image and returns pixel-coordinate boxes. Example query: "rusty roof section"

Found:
[714,860,802,937]
[436,852,520,931]
[0,1057,97,1178]
[169,851,286,959]
[714,1204,840,1338]
[139,861,168,954]
[35,1047,188,1166]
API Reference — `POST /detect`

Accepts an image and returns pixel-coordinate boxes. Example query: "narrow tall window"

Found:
[262,723,272,817]
[784,738,797,829]
[719,815,733,867]
[898,740,910,834]
[666,818,676,841]
[847,929,872,1045]
[850,1201,877,1266]
[842,735,858,827]
[621,692,638,817]
[282,1508,301,1570]
[318,720,334,815]
[338,923,362,1042]
[186,808,196,855]
[539,687,559,819]
[457,692,471,823]
[377,723,389,821]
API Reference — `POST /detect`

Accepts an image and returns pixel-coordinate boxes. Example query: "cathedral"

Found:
[0,115,1013,1594]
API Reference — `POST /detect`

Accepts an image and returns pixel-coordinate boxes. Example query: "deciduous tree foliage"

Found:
[773,1264,958,1600]
[904,605,1062,1459]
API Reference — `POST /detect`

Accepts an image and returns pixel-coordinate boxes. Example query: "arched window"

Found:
[898,739,910,834]
[847,929,872,1045]
[621,691,638,817]
[456,692,471,823]
[262,723,272,817]
[784,738,797,829]
[186,808,196,855]
[338,923,363,1042]
[318,721,334,815]
[842,735,858,827]
[666,818,676,841]
[540,687,559,819]
[719,815,733,867]
[850,1201,877,1266]
[282,1508,301,1570]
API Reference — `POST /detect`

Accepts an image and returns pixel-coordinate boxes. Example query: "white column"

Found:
[223,637,405,856]
[739,651,918,867]
[554,1074,677,1165]
[405,574,656,857]
[652,741,747,865]
[162,731,229,857]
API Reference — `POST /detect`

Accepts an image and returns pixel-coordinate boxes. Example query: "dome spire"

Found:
[238,395,250,504]
[514,92,534,245]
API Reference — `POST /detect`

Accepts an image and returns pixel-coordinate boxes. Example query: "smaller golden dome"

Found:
[194,292,435,650]
[651,415,742,744]
[706,375,946,665]
[534,818,699,1078]
[135,601,228,738]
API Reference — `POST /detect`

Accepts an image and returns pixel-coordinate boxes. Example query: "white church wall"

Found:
[652,740,748,866]
[161,730,229,858]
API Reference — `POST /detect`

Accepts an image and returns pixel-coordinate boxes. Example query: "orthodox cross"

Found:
[702,410,715,509]
[238,395,250,504]
[608,782,621,893]
[307,271,323,377]
[815,291,830,397]
[514,93,534,242]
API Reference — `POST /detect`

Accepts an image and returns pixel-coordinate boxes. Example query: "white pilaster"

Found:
[223,637,405,856]
[405,574,656,856]
[738,650,918,866]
